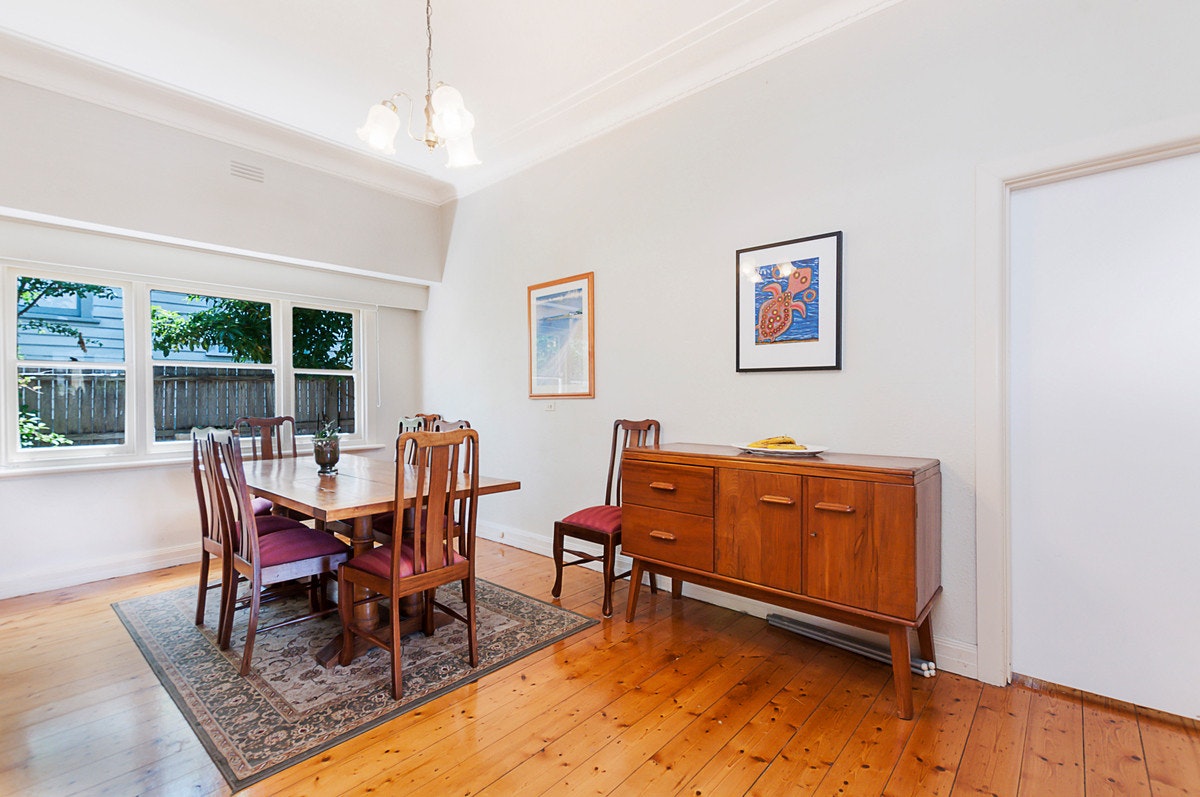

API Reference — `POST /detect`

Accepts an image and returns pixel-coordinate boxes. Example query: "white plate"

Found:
[734,444,827,457]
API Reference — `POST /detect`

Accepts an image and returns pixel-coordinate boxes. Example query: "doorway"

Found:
[1007,152,1200,717]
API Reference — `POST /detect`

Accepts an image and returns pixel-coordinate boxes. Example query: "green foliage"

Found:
[314,418,341,439]
[16,373,72,447]
[150,298,272,363]
[149,299,351,370]
[292,308,353,370]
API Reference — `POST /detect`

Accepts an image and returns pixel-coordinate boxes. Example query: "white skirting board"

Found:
[0,543,198,600]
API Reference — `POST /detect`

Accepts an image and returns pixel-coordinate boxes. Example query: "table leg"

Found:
[316,515,381,667]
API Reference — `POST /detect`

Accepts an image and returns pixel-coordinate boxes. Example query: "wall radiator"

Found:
[766,614,936,677]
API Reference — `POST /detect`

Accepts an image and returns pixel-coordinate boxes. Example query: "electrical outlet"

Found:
[544,401,556,412]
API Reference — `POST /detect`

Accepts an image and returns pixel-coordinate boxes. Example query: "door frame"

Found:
[972,118,1200,686]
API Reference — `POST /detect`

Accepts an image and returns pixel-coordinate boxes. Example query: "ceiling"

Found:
[0,0,901,205]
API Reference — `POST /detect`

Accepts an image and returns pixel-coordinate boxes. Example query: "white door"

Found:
[1010,151,1200,719]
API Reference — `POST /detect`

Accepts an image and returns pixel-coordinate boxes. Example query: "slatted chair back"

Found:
[606,419,660,506]
[191,426,232,626]
[395,428,479,578]
[235,416,297,461]
[398,416,424,464]
[210,430,265,568]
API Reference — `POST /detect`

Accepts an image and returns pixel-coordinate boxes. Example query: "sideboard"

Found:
[620,443,941,719]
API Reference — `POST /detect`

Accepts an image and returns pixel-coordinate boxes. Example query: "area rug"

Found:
[113,579,596,791]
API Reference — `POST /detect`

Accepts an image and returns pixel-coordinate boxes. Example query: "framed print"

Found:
[528,272,595,398]
[736,231,842,372]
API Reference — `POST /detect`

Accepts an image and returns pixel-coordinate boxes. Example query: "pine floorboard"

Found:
[2,540,1199,796]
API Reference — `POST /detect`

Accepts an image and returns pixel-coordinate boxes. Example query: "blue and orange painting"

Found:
[754,257,819,344]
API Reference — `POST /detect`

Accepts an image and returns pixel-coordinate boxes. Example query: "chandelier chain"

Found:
[425,0,433,97]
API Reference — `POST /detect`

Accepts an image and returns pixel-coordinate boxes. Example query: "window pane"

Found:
[150,290,272,364]
[294,374,355,435]
[293,308,353,370]
[17,277,124,363]
[18,366,126,447]
[153,366,275,441]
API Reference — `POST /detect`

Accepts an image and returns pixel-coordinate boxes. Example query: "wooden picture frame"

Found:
[528,272,595,398]
[736,231,842,372]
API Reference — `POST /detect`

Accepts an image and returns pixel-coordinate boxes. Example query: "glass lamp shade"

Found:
[443,134,481,168]
[357,102,401,154]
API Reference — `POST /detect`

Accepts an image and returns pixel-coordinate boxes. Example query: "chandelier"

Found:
[357,0,480,168]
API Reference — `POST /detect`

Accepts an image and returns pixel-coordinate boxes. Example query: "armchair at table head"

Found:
[338,427,481,698]
[551,418,661,617]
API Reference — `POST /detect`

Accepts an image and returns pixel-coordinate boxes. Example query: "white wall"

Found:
[1010,152,1200,718]
[422,0,1200,677]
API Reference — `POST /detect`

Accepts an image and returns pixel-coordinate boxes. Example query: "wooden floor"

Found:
[2,541,1198,796]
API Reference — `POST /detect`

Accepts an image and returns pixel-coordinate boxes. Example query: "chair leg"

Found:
[465,575,478,667]
[195,550,211,626]
[601,536,617,618]
[551,524,565,598]
[240,581,261,676]
[390,595,404,699]
[422,589,436,636]
[337,569,355,667]
[218,568,238,650]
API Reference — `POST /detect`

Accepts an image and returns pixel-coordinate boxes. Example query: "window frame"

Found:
[3,262,367,468]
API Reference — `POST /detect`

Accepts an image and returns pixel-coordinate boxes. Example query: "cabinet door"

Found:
[715,468,803,592]
[803,478,917,619]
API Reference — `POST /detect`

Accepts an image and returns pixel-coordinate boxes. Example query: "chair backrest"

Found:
[398,416,425,464]
[209,428,264,568]
[607,419,661,506]
[191,426,228,549]
[393,428,479,582]
[431,418,470,432]
[235,416,297,460]
[415,412,441,429]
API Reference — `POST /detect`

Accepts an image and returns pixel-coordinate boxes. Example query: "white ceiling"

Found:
[0,0,901,204]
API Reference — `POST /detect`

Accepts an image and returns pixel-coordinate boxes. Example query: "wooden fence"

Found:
[18,366,355,446]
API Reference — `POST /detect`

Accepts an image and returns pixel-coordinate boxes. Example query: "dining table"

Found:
[243,450,521,666]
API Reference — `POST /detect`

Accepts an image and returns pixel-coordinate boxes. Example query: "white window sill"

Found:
[0,443,386,479]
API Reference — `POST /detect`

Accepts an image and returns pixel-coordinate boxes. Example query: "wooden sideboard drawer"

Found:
[622,461,714,516]
[621,505,714,572]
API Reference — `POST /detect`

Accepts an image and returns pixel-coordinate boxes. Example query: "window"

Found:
[15,276,127,449]
[150,290,275,441]
[5,267,364,465]
[292,307,355,435]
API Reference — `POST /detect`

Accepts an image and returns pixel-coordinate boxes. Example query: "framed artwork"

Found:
[528,272,595,398]
[736,231,842,372]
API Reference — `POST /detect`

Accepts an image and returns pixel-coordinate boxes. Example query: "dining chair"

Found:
[191,427,301,631]
[374,415,455,542]
[208,429,351,675]
[235,416,297,517]
[338,428,480,698]
[551,418,661,617]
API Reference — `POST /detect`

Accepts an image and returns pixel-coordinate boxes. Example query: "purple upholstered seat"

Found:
[254,514,304,535]
[258,527,351,568]
[560,504,622,535]
[252,497,274,516]
[344,542,466,581]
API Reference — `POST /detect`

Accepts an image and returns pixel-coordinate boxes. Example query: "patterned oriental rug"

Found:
[114,580,595,791]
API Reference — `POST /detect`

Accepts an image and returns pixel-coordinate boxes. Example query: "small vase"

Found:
[313,438,340,475]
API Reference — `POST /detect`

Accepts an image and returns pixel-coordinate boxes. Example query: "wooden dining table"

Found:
[243,451,521,666]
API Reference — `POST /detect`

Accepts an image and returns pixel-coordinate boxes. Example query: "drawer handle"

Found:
[649,530,677,542]
[649,482,677,492]
[815,502,855,513]
[760,495,795,505]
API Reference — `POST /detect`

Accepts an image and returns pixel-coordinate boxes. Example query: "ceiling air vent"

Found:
[229,160,265,183]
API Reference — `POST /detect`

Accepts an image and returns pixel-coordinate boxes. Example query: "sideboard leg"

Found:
[888,625,915,720]
[625,560,644,622]
[917,615,936,664]
[671,579,683,599]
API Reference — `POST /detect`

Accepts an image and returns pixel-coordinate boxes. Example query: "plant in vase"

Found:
[313,419,340,475]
